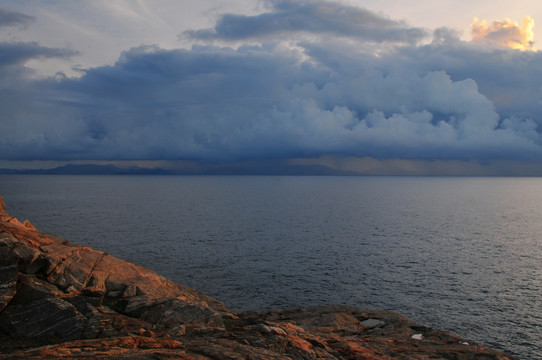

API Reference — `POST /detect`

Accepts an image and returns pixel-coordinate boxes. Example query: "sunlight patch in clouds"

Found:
[471,16,535,51]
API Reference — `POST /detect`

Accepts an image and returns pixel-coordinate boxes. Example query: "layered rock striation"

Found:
[0,195,517,359]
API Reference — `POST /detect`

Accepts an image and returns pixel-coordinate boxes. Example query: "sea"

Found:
[0,175,540,359]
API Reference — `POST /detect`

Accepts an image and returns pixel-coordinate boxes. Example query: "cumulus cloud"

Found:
[184,0,428,44]
[387,34,542,125]
[1,5,542,168]
[471,16,535,51]
[0,8,34,28]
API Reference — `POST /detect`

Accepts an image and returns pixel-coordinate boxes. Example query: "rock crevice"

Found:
[0,195,518,359]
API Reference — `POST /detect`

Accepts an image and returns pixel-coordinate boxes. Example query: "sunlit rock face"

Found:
[0,195,519,359]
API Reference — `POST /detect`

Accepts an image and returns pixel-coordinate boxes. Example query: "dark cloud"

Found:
[0,8,34,28]
[3,41,542,163]
[0,41,78,66]
[1,3,542,170]
[0,41,78,91]
[184,0,428,44]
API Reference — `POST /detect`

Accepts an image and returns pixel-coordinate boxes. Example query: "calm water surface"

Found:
[1,175,540,359]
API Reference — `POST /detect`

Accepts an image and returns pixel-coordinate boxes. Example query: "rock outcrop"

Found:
[0,195,518,359]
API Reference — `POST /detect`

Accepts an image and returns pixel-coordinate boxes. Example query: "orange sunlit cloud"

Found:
[471,16,535,51]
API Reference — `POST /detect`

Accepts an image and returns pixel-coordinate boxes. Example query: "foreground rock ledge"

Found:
[0,195,517,360]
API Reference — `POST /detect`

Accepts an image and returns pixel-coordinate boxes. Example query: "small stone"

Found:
[359,318,385,328]
[65,285,78,293]
[173,325,186,336]
[23,220,37,231]
[249,323,272,333]
[143,329,156,337]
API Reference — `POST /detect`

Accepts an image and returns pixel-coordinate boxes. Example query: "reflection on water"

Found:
[1,175,540,359]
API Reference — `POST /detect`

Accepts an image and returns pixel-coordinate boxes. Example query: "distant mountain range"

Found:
[0,163,360,176]
[0,164,174,175]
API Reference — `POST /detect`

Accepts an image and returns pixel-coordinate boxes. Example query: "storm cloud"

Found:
[1,2,542,168]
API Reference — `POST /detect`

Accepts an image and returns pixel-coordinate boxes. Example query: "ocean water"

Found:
[0,175,540,359]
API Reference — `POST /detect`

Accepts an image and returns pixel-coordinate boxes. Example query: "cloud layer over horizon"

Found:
[2,0,542,171]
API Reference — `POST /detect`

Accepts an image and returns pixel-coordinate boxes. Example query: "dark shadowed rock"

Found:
[0,195,519,359]
[0,261,17,313]
[1,297,86,340]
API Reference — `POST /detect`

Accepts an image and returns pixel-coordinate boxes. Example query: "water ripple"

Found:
[1,175,541,359]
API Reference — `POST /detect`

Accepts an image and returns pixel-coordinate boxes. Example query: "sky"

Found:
[2,0,542,175]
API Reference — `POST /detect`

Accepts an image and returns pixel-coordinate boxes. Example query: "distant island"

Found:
[0,163,361,176]
[0,195,518,359]
[0,164,175,175]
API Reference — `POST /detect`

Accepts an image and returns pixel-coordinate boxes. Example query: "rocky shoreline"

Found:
[0,195,518,359]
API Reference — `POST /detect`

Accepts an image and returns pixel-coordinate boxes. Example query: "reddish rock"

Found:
[0,195,519,359]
